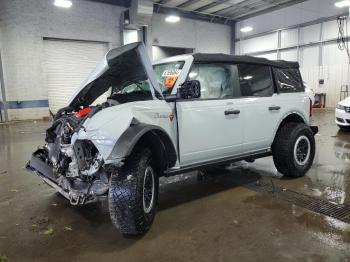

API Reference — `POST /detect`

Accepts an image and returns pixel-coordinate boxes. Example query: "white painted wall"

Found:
[236,0,350,107]
[0,0,124,120]
[236,0,346,38]
[151,14,231,54]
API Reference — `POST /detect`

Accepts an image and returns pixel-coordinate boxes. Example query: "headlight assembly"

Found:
[337,104,345,110]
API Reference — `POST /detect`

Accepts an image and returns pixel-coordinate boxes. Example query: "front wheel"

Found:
[272,122,315,178]
[108,147,159,235]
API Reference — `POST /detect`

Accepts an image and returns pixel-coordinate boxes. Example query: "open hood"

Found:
[68,42,162,108]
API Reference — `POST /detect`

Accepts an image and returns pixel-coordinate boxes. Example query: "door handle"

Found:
[224,109,240,115]
[269,106,281,111]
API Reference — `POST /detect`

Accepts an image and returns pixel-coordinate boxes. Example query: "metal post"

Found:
[0,51,8,122]
[318,22,324,91]
[230,21,236,55]
[277,30,281,60]
[297,26,301,63]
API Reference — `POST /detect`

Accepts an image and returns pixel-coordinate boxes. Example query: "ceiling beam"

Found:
[156,0,173,4]
[235,0,309,20]
[177,0,203,9]
[154,4,235,25]
[212,0,259,16]
[83,0,131,7]
[194,0,230,12]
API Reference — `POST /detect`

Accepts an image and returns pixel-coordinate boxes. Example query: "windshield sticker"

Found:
[162,69,181,77]
[164,76,178,89]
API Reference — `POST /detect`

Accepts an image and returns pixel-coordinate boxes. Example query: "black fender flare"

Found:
[106,123,177,169]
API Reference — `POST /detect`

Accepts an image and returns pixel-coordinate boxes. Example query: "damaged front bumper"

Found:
[26,149,108,205]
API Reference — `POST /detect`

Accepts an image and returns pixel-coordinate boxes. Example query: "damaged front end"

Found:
[26,106,110,205]
[26,42,162,206]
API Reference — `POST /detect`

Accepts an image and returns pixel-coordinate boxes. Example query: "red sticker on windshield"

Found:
[164,76,177,89]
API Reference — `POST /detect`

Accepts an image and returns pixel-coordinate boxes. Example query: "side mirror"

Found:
[178,80,201,99]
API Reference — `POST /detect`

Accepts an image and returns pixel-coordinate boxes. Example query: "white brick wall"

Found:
[8,108,50,121]
[0,0,125,120]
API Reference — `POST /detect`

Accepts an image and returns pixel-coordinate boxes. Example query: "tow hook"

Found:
[69,192,86,206]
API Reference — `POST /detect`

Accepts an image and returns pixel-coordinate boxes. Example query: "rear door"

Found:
[235,64,282,152]
[177,63,245,166]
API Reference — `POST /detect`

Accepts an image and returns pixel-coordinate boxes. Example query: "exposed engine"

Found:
[28,105,110,205]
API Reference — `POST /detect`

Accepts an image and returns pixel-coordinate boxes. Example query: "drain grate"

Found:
[246,180,350,224]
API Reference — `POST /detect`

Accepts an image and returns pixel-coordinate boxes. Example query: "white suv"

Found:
[27,42,318,235]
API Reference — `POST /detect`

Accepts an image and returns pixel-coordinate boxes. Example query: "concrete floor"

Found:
[0,109,350,262]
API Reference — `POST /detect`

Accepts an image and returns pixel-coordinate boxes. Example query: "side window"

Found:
[237,64,274,97]
[187,63,236,99]
[274,68,304,93]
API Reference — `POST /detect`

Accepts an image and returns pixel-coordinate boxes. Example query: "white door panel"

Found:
[242,96,279,152]
[243,93,309,152]
[177,99,244,166]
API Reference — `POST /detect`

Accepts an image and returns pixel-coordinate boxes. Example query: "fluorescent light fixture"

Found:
[240,26,253,33]
[243,75,253,80]
[189,72,198,78]
[54,0,72,8]
[165,15,180,23]
[335,0,350,7]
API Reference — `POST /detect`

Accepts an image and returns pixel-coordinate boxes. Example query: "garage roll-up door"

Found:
[43,39,108,113]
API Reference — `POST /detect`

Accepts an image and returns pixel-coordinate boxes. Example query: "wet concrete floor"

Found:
[0,109,350,261]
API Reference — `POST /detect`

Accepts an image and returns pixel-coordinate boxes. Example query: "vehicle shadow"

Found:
[157,166,262,211]
[59,164,267,249]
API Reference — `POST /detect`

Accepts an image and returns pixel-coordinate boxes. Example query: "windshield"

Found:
[109,61,185,100]
[153,61,185,94]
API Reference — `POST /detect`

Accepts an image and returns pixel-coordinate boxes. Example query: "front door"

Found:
[176,63,244,166]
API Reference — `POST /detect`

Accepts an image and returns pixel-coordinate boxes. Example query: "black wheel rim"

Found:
[294,135,311,166]
[143,166,155,214]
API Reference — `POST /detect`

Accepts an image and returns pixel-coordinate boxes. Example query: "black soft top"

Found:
[192,53,299,69]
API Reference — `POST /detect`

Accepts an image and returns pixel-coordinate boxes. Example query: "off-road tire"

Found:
[272,122,315,178]
[108,147,159,235]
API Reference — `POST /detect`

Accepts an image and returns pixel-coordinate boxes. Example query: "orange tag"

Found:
[164,76,177,89]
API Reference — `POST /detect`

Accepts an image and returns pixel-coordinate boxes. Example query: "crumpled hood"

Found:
[68,42,162,108]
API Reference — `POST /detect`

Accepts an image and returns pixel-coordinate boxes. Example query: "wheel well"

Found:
[275,113,306,135]
[131,130,177,174]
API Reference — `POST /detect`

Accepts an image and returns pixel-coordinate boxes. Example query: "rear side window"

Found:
[236,64,274,97]
[274,68,304,93]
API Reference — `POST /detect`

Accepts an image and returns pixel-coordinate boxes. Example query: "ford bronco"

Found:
[27,42,318,235]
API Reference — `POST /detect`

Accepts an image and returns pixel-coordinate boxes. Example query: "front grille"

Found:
[346,119,350,124]
[337,117,345,123]
[345,107,350,113]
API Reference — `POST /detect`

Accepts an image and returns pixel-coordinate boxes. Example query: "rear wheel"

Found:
[272,122,315,178]
[108,147,159,235]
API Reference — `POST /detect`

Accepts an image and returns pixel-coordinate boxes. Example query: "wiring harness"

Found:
[337,16,350,61]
